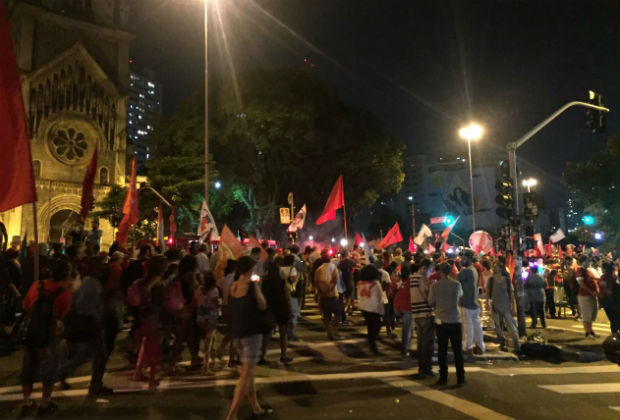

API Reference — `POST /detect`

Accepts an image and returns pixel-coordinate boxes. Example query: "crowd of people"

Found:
[1,228,619,418]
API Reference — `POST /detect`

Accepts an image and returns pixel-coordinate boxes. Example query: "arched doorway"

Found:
[49,209,81,243]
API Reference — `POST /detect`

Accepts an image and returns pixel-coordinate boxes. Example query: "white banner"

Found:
[198,199,219,240]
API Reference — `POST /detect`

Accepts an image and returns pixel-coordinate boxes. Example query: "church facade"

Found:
[1,0,133,249]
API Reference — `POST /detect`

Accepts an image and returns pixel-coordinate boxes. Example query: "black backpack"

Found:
[25,287,65,348]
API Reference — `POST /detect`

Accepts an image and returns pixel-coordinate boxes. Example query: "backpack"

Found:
[24,286,65,348]
[164,278,184,313]
[315,263,335,297]
[63,310,101,342]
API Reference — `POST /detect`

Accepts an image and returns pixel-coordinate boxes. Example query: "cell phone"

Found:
[250,274,260,282]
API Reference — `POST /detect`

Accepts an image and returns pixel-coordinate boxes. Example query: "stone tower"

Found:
[2,0,133,248]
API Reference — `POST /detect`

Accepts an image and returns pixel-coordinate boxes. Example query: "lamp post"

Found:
[203,0,210,206]
[408,195,415,236]
[458,122,484,232]
[522,177,538,193]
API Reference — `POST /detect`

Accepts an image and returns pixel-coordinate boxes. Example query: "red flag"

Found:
[428,243,436,253]
[441,241,450,252]
[316,175,345,225]
[506,253,515,282]
[0,3,37,212]
[115,158,139,246]
[354,232,363,246]
[79,144,98,220]
[220,225,245,258]
[544,239,553,257]
[377,223,403,249]
[408,236,416,253]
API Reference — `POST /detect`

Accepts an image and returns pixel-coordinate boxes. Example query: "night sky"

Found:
[130,0,620,211]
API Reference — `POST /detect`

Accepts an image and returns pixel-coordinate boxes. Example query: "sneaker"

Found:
[457,378,467,387]
[280,355,293,364]
[37,401,58,417]
[89,385,114,397]
[17,400,36,419]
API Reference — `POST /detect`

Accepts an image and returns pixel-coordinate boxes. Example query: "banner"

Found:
[248,235,268,262]
[0,2,37,212]
[414,224,433,246]
[220,225,245,258]
[288,204,307,232]
[549,228,565,243]
[198,199,219,240]
[430,216,446,225]
[440,216,460,241]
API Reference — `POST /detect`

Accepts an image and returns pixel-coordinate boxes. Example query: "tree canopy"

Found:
[563,135,620,251]
[147,69,404,238]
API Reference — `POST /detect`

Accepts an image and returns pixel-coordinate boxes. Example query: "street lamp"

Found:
[458,122,484,231]
[214,180,222,190]
[522,178,538,193]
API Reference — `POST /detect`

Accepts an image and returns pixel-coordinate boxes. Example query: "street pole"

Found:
[203,0,210,206]
[467,136,476,232]
[506,99,610,338]
[410,202,416,236]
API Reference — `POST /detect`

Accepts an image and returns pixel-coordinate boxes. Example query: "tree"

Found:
[563,135,620,251]
[90,185,125,228]
[148,69,404,238]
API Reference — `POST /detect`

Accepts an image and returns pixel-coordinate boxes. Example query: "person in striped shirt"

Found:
[410,259,435,378]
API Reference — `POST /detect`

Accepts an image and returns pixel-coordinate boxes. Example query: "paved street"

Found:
[0,302,618,420]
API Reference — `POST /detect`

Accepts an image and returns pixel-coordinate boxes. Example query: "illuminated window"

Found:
[99,167,109,185]
[33,160,41,178]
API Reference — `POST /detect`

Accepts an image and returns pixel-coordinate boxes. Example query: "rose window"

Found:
[50,127,89,163]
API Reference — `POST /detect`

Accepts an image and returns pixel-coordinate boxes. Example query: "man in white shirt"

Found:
[195,243,210,274]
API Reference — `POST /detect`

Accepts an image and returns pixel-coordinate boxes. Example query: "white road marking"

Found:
[381,376,514,420]
[483,365,619,376]
[538,383,620,394]
[609,406,620,412]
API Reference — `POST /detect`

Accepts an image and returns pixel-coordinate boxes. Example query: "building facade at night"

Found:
[127,69,162,173]
[0,0,133,248]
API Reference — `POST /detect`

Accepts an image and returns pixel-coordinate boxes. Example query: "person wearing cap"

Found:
[457,249,485,355]
[357,265,386,355]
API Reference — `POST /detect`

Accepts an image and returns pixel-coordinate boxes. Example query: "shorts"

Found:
[22,339,60,385]
[233,334,263,363]
[345,280,355,299]
[319,296,339,319]
[577,295,598,322]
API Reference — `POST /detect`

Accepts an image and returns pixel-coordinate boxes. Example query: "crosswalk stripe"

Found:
[609,406,620,412]
[538,383,620,394]
[483,365,619,376]
[570,324,611,333]
[381,377,514,420]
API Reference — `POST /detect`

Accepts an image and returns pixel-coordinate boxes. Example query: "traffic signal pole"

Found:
[506,100,609,338]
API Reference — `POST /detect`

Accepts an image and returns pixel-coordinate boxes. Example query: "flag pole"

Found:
[341,175,348,240]
[32,202,40,292]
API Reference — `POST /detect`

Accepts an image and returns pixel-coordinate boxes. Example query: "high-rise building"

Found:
[127,69,162,173]
[1,0,132,248]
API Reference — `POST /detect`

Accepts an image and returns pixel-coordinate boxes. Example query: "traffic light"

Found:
[523,192,538,220]
[586,90,606,133]
[495,180,513,219]
[582,214,595,225]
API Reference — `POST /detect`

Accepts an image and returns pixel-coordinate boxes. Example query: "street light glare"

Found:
[459,123,484,141]
[522,178,538,187]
